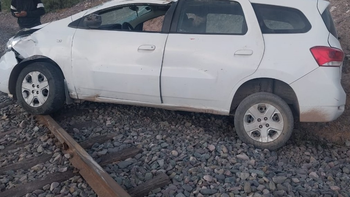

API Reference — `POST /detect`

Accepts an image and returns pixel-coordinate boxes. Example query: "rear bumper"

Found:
[0,51,17,94]
[291,67,346,122]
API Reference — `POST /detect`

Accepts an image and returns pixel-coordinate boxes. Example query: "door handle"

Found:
[138,45,156,51]
[234,49,253,56]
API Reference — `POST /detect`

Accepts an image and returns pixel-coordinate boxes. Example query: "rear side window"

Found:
[176,0,247,35]
[322,8,338,38]
[253,4,311,34]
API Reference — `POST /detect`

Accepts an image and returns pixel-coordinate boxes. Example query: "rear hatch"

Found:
[313,0,344,72]
[318,2,340,49]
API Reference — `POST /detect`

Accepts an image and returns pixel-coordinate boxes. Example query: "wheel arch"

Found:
[9,55,65,100]
[230,78,299,117]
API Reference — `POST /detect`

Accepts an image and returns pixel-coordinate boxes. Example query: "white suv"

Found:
[0,0,346,149]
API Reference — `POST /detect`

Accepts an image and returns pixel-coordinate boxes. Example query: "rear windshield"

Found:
[253,4,311,34]
[322,8,338,38]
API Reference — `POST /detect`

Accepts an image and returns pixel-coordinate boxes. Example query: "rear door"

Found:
[161,0,265,113]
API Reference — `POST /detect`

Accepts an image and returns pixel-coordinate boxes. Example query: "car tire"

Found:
[16,62,65,115]
[234,92,293,150]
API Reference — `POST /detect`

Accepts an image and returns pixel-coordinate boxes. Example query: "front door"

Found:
[161,0,265,113]
[72,4,171,104]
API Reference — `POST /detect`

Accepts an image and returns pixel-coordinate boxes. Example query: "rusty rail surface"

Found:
[37,115,131,197]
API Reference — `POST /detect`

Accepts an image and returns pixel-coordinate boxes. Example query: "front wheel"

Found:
[16,62,65,115]
[234,92,294,150]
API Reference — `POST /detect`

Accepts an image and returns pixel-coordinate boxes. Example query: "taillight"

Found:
[310,46,344,67]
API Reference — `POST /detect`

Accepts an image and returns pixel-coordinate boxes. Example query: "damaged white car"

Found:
[0,0,346,149]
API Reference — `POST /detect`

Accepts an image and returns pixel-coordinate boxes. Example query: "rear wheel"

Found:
[16,62,65,114]
[234,92,293,150]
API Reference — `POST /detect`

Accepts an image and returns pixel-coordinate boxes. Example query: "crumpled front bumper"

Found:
[0,51,17,94]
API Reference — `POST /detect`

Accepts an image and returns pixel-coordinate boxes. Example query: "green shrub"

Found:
[1,0,84,12]
[44,0,84,12]
[1,0,12,12]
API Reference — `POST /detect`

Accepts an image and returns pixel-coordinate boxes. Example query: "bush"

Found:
[1,0,84,12]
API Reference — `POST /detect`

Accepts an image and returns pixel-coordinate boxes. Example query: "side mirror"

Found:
[83,14,102,29]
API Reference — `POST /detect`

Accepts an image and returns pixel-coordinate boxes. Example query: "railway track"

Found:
[1,95,350,196]
[0,103,171,197]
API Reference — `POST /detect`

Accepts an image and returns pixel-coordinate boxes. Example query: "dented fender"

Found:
[0,51,18,94]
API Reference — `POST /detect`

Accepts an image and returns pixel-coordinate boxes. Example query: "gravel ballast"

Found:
[1,0,350,196]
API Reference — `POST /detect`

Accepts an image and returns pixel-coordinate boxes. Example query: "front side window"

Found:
[176,0,247,35]
[253,4,311,34]
[100,5,150,26]
[69,4,171,32]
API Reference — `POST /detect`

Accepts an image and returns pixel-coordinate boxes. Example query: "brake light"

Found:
[310,46,344,67]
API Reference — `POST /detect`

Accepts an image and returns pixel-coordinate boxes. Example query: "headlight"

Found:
[6,37,22,51]
[6,28,41,51]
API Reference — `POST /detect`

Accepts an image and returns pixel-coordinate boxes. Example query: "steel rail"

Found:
[37,115,131,197]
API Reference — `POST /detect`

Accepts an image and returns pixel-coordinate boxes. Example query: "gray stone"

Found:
[118,160,133,169]
[346,140,350,147]
[240,172,250,180]
[225,177,235,183]
[244,182,252,193]
[250,170,265,177]
[203,175,213,182]
[342,167,350,174]
[33,190,44,195]
[174,175,183,182]
[64,153,71,159]
[176,193,186,197]
[200,189,218,195]
[291,178,300,183]
[309,172,319,179]
[171,150,179,157]
[161,142,169,148]
[203,153,210,159]
[269,181,276,191]
[221,145,228,153]
[237,153,249,160]
[208,144,216,151]
[158,159,164,167]
[215,174,226,181]
[31,164,44,171]
[60,186,69,194]
[50,182,59,191]
[40,135,48,142]
[145,173,153,181]
[182,185,193,192]
[190,156,196,162]
[272,176,287,184]
[263,189,270,194]
[19,120,27,128]
[97,149,108,156]
[20,174,27,182]
[37,145,44,153]
[156,135,163,140]
[276,184,287,191]
[330,186,340,191]
[257,185,265,191]
[253,193,262,197]
[0,145,4,150]
[58,167,68,172]
[0,178,9,184]
[273,190,286,196]
[43,184,50,190]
